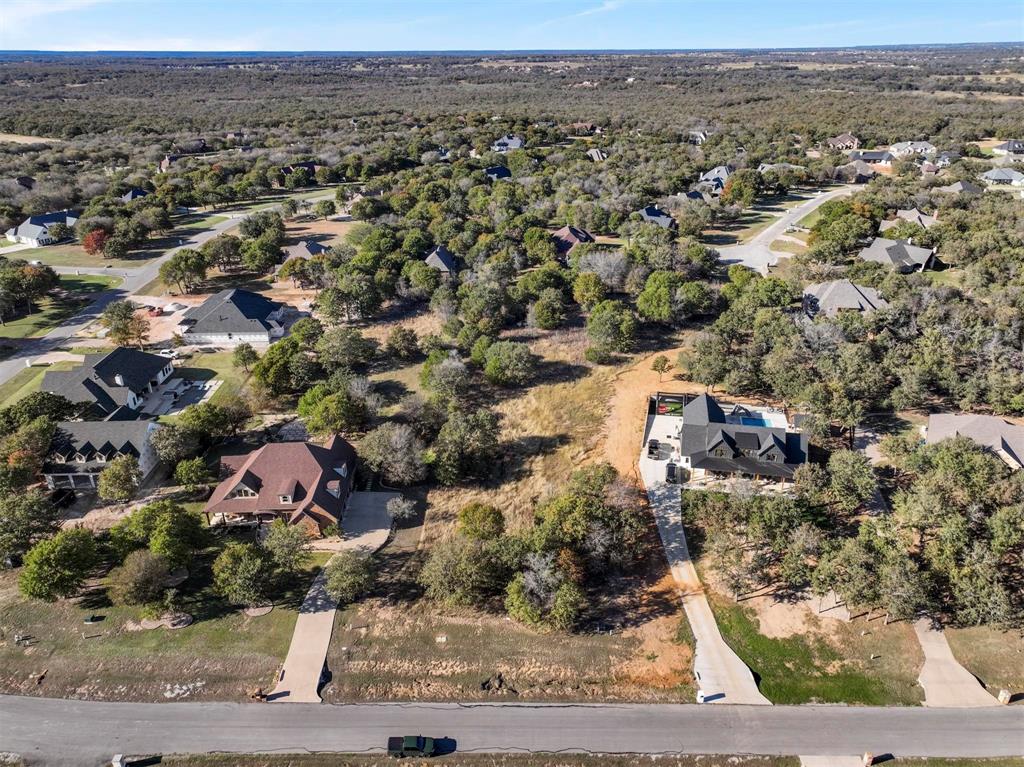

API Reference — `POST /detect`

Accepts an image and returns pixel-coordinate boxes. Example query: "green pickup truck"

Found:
[387,735,437,758]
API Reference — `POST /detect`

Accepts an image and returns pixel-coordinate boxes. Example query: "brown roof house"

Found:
[551,225,595,257]
[827,133,860,151]
[203,435,357,536]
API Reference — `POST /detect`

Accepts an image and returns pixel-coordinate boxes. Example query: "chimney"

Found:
[114,373,124,386]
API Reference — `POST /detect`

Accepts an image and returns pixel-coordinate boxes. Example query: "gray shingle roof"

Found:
[424,245,457,273]
[878,208,937,231]
[42,348,171,416]
[44,420,156,474]
[858,237,934,272]
[284,240,330,260]
[7,210,79,241]
[981,168,1024,183]
[926,414,1024,471]
[637,205,676,229]
[803,279,888,317]
[679,394,808,480]
[180,289,284,336]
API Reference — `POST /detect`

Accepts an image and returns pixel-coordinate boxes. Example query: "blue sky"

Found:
[0,0,1020,52]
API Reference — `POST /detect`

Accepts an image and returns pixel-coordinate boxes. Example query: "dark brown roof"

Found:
[551,225,595,255]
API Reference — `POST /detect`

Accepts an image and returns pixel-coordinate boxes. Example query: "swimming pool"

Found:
[739,416,772,427]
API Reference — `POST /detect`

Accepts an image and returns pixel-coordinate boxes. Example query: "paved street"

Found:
[639,414,769,706]
[1,695,1021,766]
[716,186,853,274]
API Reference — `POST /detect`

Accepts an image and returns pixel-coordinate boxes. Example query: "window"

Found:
[279,494,292,504]
[229,486,256,499]
[335,465,348,478]
[714,449,725,457]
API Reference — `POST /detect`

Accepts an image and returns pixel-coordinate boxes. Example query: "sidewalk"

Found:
[915,619,999,707]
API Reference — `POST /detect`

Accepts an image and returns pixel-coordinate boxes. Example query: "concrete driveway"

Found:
[717,186,853,274]
[269,490,397,704]
[915,619,999,708]
[639,415,770,705]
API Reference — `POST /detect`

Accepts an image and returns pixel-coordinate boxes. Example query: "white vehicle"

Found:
[157,349,180,359]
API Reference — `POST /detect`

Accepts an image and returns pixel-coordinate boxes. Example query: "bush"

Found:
[483,341,536,387]
[97,455,141,502]
[457,503,505,540]
[324,550,375,606]
[384,327,419,360]
[109,550,170,606]
[386,495,417,522]
[263,519,311,575]
[360,423,428,485]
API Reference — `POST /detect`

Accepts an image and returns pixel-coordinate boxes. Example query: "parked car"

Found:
[647,439,661,459]
[387,735,436,759]
[157,349,180,359]
[665,462,679,484]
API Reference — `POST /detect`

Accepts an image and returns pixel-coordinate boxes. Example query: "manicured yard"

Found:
[0,536,330,702]
[0,274,121,340]
[0,361,77,408]
[768,238,807,255]
[165,349,252,406]
[710,594,924,705]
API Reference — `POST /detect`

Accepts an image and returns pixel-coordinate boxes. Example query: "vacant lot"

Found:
[0,132,62,144]
[0,274,121,340]
[709,592,924,705]
[946,625,1024,694]
[701,192,814,246]
[0,538,329,702]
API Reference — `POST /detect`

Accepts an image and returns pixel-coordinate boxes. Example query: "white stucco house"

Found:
[43,420,162,491]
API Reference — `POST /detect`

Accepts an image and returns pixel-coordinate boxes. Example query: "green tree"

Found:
[586,300,636,361]
[651,355,671,381]
[433,409,500,485]
[100,301,149,348]
[213,543,272,607]
[0,490,61,565]
[324,550,375,606]
[19,528,98,601]
[530,288,566,330]
[174,457,210,491]
[232,343,259,372]
[97,455,141,502]
[263,519,311,576]
[572,271,607,310]
[827,450,877,514]
[636,270,685,323]
[109,550,170,606]
[314,199,336,219]
[151,424,200,465]
[359,423,427,484]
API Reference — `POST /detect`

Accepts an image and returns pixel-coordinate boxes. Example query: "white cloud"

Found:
[534,0,629,29]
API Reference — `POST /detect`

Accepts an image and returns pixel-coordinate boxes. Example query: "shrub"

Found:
[457,503,505,540]
[109,550,170,606]
[324,550,375,606]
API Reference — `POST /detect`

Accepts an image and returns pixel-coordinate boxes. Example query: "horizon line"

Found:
[1,40,1022,56]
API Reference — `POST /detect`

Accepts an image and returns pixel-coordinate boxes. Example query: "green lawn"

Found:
[928,269,966,289]
[0,361,77,408]
[0,539,329,701]
[164,349,252,407]
[710,594,923,705]
[768,238,807,255]
[0,274,121,340]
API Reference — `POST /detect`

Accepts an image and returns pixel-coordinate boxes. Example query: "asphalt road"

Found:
[2,696,1022,766]
[716,186,853,273]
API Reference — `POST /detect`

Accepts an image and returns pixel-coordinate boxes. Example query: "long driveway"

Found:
[639,415,769,705]
[717,186,853,274]
[2,695,1021,766]
[0,192,334,388]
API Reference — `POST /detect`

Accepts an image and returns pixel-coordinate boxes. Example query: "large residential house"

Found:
[484,165,512,181]
[933,180,983,196]
[203,435,357,536]
[120,188,150,204]
[424,245,458,277]
[43,420,162,491]
[4,210,79,247]
[283,240,330,261]
[834,160,876,184]
[178,288,287,346]
[981,168,1024,187]
[677,394,809,482]
[697,165,733,195]
[858,237,935,273]
[926,414,1024,472]
[803,279,888,318]
[491,135,524,153]
[849,150,894,167]
[551,225,595,257]
[636,204,677,230]
[879,207,937,232]
[992,139,1024,157]
[42,348,174,419]
[889,141,936,157]
[826,132,860,151]
[757,162,806,175]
